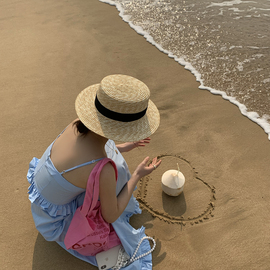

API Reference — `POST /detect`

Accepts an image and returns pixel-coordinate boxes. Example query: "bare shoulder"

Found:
[99,162,116,181]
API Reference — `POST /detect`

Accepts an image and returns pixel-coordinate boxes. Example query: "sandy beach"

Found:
[1,0,270,269]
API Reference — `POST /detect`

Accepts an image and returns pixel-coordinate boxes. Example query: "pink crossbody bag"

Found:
[64,158,121,256]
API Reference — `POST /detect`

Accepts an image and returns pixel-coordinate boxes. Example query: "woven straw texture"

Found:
[75,75,160,142]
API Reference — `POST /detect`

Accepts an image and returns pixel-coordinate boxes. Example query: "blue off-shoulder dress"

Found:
[27,138,152,269]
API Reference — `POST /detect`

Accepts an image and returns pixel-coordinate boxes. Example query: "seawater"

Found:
[99,0,270,139]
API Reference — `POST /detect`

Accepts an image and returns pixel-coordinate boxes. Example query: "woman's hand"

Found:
[100,156,161,223]
[116,138,151,153]
[133,156,162,179]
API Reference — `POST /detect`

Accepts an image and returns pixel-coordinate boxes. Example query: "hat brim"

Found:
[75,84,160,142]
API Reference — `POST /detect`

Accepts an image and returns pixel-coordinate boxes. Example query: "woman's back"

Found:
[50,121,108,189]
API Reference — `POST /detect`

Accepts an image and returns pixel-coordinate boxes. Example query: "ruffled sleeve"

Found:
[27,157,84,217]
[27,157,39,184]
[28,182,75,217]
[27,157,85,242]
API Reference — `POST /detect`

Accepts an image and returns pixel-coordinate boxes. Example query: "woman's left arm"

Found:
[116,137,151,153]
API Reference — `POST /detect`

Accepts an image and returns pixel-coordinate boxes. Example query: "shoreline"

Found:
[99,0,270,141]
[1,0,270,269]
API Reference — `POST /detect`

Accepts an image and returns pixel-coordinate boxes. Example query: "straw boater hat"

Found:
[75,74,160,142]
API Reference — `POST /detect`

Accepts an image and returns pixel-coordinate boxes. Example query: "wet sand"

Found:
[1,0,270,269]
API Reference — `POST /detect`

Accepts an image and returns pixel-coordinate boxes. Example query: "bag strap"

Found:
[81,158,118,216]
[112,236,156,270]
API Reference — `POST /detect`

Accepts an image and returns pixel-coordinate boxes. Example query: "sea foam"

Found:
[99,0,270,140]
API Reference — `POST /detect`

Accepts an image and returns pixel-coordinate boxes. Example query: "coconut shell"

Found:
[161,169,185,196]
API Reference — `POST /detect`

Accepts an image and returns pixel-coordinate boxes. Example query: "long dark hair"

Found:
[73,119,90,136]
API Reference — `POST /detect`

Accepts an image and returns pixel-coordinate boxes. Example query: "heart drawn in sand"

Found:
[136,154,216,226]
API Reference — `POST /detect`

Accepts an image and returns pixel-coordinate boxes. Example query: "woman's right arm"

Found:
[99,157,161,224]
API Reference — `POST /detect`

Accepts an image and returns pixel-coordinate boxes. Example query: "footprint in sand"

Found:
[136,154,216,226]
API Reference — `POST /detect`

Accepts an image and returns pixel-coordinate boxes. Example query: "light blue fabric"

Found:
[27,138,152,269]
[60,158,104,175]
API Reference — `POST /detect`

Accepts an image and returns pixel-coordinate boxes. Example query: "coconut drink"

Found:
[161,165,185,196]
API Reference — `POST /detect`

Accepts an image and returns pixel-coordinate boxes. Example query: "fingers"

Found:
[137,143,146,147]
[151,158,161,170]
[154,159,162,168]
[135,156,161,178]
[141,156,161,171]
[133,138,151,147]
[142,156,150,165]
[140,156,161,170]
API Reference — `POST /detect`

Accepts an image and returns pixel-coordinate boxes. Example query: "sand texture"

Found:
[1,0,270,269]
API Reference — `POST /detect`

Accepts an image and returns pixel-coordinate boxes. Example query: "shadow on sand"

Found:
[32,210,166,269]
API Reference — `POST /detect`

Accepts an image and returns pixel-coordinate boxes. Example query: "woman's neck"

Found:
[77,130,108,157]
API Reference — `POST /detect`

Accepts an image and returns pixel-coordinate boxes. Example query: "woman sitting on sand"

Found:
[27,74,161,269]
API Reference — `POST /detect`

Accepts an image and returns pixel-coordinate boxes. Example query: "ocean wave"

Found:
[99,0,270,140]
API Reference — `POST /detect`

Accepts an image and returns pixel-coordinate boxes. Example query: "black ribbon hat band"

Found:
[95,96,147,122]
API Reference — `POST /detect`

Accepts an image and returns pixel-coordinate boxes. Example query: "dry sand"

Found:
[1,0,270,269]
